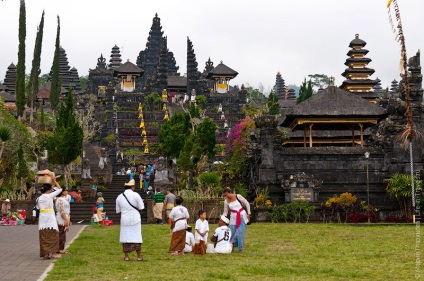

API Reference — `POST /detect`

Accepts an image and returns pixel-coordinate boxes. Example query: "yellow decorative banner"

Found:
[386,0,392,8]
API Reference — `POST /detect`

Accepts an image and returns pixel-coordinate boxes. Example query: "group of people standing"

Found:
[37,174,71,260]
[165,187,251,256]
[115,184,251,260]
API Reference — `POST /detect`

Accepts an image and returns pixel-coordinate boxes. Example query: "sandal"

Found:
[59,250,69,254]
[51,254,61,259]
[124,257,130,261]
[137,257,143,261]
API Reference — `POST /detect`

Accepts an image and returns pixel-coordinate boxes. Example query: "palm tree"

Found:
[0,126,12,159]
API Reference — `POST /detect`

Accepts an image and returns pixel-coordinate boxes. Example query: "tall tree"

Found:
[28,10,45,123]
[50,16,61,113]
[158,112,191,158]
[297,79,313,103]
[46,88,83,186]
[266,91,280,115]
[307,74,330,89]
[15,0,26,118]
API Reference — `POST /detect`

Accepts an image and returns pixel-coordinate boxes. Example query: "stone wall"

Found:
[276,147,391,205]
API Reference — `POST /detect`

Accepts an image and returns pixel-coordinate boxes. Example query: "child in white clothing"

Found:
[193,210,209,255]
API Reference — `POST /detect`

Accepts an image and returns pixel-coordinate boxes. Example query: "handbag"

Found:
[122,193,142,217]
[32,198,40,219]
[236,195,251,225]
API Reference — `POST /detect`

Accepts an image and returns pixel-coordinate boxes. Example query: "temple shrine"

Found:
[340,34,378,102]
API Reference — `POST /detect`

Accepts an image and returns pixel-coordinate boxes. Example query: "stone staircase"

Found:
[70,175,149,224]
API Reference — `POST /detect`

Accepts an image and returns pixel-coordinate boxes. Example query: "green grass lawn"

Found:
[45,223,422,281]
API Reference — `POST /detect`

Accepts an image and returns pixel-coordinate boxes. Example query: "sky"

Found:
[0,0,423,94]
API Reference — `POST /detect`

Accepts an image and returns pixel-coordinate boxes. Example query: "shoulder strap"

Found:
[236,194,247,213]
[122,193,141,214]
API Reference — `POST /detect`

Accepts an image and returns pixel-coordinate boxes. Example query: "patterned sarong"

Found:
[193,240,206,255]
[122,243,141,252]
[230,219,246,251]
[169,229,186,252]
[39,228,59,257]
[58,225,67,251]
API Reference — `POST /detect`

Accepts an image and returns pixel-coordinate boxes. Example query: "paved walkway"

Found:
[0,224,85,281]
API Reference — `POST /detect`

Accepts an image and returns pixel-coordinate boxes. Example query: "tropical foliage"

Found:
[226,117,255,186]
[386,173,422,217]
[46,91,83,186]
[296,78,313,103]
[265,91,280,115]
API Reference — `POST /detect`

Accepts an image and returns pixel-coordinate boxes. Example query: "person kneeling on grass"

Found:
[206,215,232,254]
[184,225,195,253]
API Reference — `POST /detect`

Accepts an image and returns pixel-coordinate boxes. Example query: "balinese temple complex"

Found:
[340,34,378,102]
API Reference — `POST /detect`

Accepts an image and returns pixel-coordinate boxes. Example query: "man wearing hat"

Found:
[116,179,145,261]
[206,215,232,254]
[1,199,11,218]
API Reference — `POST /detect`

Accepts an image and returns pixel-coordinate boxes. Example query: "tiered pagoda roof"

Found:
[70,67,81,92]
[286,88,296,100]
[109,45,122,69]
[3,63,17,94]
[390,79,399,95]
[373,78,383,95]
[340,34,378,102]
[275,71,286,100]
[59,47,73,91]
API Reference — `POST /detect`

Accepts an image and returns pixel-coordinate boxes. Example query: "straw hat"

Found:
[125,179,135,186]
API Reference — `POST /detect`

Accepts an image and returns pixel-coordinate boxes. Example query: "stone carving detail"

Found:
[282,172,323,202]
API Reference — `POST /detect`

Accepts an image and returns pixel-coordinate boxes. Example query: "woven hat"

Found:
[97,192,103,197]
[125,179,135,186]
[220,215,230,225]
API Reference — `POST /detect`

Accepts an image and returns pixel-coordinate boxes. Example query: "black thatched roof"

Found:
[167,76,187,88]
[349,34,366,48]
[206,62,238,79]
[280,86,387,128]
[344,57,372,66]
[342,68,375,77]
[114,60,144,75]
[347,49,369,56]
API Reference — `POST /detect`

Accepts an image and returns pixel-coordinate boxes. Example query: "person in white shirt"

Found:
[169,196,189,256]
[37,175,62,260]
[116,179,145,261]
[193,210,209,255]
[55,187,71,254]
[184,225,195,253]
[206,215,232,254]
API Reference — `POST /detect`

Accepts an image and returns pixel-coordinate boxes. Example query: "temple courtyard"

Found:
[4,223,417,281]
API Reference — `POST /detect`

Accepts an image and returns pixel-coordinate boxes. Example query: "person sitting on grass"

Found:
[184,225,195,253]
[206,215,232,254]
